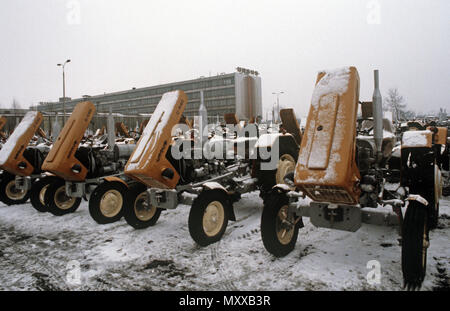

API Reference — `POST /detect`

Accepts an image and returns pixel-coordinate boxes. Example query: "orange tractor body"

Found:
[41,101,95,181]
[125,90,188,189]
[0,111,43,176]
[294,66,361,205]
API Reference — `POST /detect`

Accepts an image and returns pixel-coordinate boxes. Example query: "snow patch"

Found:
[127,91,180,170]
[0,111,38,165]
[402,130,430,148]
[296,67,351,184]
[311,67,351,109]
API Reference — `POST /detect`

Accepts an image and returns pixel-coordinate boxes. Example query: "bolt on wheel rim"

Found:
[6,180,26,200]
[134,192,156,221]
[39,184,50,205]
[54,186,76,210]
[276,154,296,185]
[100,189,123,217]
[276,205,295,245]
[202,201,225,237]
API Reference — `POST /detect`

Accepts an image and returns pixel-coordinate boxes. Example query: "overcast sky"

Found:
[0,0,448,117]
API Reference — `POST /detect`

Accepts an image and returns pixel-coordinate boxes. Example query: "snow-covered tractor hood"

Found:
[125,90,188,189]
[0,111,43,176]
[42,101,95,181]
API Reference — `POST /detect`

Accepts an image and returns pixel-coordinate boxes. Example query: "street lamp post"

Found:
[57,59,71,125]
[272,91,284,123]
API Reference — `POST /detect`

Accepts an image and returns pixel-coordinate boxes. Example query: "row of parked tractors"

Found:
[0,67,448,290]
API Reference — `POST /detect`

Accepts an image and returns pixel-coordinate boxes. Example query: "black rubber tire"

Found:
[123,183,162,229]
[0,172,30,205]
[30,176,60,212]
[188,190,230,246]
[428,201,439,230]
[402,199,429,290]
[426,167,440,230]
[89,181,127,224]
[44,179,81,216]
[261,191,300,257]
[256,137,298,201]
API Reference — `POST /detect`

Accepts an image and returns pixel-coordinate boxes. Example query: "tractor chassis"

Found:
[15,174,44,191]
[144,163,257,210]
[285,191,405,232]
[65,173,129,200]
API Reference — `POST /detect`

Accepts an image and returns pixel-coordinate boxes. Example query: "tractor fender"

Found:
[201,182,236,221]
[202,181,229,193]
[103,176,128,188]
[406,194,429,206]
[272,183,293,192]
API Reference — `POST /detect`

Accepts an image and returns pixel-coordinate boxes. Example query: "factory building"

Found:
[35,68,262,126]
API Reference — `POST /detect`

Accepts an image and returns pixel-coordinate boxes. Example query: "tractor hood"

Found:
[125,90,188,189]
[42,101,95,181]
[0,111,43,176]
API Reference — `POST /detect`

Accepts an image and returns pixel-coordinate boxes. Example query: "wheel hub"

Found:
[276,205,295,245]
[100,189,123,217]
[39,184,50,206]
[134,192,156,221]
[202,201,225,237]
[5,180,26,200]
[54,186,76,210]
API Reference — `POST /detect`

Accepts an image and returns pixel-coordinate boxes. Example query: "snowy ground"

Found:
[0,192,448,291]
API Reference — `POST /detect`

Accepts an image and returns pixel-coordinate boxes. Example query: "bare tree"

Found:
[384,88,407,122]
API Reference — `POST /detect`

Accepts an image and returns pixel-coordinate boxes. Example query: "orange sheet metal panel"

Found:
[42,101,95,181]
[294,67,361,205]
[125,90,187,189]
[0,111,43,176]
[426,126,448,145]
[224,113,239,125]
[0,116,6,131]
[280,108,302,145]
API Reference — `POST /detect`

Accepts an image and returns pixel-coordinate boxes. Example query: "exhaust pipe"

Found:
[199,90,208,146]
[107,106,116,150]
[372,70,383,156]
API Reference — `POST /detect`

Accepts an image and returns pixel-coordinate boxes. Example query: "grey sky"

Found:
[0,0,448,117]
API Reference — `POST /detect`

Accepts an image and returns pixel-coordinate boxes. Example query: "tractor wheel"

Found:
[261,191,302,257]
[30,176,60,212]
[44,179,81,216]
[428,165,441,230]
[89,181,127,224]
[188,190,230,246]
[402,199,429,290]
[123,183,161,229]
[256,139,298,201]
[0,172,30,205]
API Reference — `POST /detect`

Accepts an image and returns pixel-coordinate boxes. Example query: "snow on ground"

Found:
[0,192,448,291]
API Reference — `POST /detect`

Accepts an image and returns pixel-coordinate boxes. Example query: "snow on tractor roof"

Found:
[402,130,432,148]
[297,67,352,184]
[127,90,180,169]
[312,67,351,109]
[0,111,38,166]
